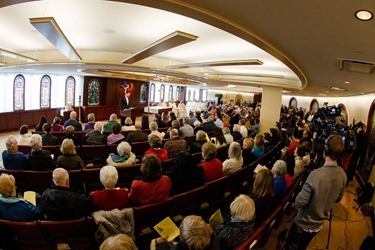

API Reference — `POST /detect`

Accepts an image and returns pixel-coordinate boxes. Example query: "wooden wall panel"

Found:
[0,114,8,131]
[19,113,34,127]
[7,113,20,130]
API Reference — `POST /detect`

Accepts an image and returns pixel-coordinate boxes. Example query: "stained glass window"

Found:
[88,78,100,105]
[65,76,76,107]
[13,74,25,111]
[176,86,180,101]
[169,86,173,100]
[188,90,191,101]
[150,83,155,102]
[161,84,165,100]
[40,75,51,108]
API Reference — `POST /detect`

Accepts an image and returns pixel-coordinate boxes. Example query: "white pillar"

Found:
[259,86,282,133]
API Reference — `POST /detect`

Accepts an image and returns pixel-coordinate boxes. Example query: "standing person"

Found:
[286,135,347,250]
[120,89,131,126]
[347,122,366,186]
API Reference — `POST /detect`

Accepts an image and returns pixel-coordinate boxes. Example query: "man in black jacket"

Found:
[40,168,94,220]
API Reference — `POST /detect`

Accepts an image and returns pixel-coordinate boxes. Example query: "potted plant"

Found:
[215,93,223,105]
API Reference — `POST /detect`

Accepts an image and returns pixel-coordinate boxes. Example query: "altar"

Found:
[144,106,172,115]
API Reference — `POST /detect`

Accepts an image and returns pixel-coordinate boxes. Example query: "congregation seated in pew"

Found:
[144,135,168,161]
[128,154,172,206]
[28,134,56,171]
[222,142,243,175]
[40,168,94,220]
[163,128,187,158]
[61,125,82,146]
[91,165,129,211]
[126,124,148,143]
[56,138,84,170]
[165,151,204,196]
[41,122,59,146]
[199,142,223,183]
[0,173,40,221]
[85,122,106,145]
[2,136,28,170]
[106,141,136,167]
[106,123,125,145]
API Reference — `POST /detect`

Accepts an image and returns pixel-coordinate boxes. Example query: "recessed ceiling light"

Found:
[344,81,350,84]
[355,10,373,21]
[227,84,236,88]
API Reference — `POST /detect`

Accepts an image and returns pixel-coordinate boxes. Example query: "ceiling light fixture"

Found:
[167,59,263,69]
[355,10,373,21]
[30,17,82,61]
[0,48,38,62]
[328,86,347,91]
[122,31,198,64]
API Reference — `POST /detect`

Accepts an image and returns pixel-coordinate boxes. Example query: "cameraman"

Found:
[286,135,347,249]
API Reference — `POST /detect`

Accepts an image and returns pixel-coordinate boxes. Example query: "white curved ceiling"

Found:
[0,0,374,97]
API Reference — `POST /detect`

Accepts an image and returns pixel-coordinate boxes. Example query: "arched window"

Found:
[88,78,100,105]
[310,98,319,113]
[188,90,191,101]
[150,83,155,102]
[289,97,297,109]
[169,86,173,100]
[65,76,75,107]
[337,103,348,125]
[13,74,25,111]
[140,82,147,103]
[160,84,165,100]
[40,75,51,108]
[176,86,180,101]
[193,90,196,100]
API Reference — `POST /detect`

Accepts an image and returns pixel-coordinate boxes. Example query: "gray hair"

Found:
[228,142,242,160]
[109,113,117,121]
[125,117,133,125]
[169,128,179,138]
[94,122,103,132]
[117,141,132,156]
[87,113,95,122]
[196,130,207,141]
[70,111,77,119]
[233,124,240,132]
[52,168,69,186]
[230,194,255,222]
[30,134,43,150]
[272,160,287,178]
[193,120,201,127]
[100,165,118,188]
[5,136,17,151]
[149,121,158,131]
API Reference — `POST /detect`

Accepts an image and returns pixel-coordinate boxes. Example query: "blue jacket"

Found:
[2,150,28,170]
[0,195,40,221]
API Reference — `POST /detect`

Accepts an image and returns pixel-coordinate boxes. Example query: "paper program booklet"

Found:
[23,191,36,206]
[209,209,224,228]
[154,217,180,242]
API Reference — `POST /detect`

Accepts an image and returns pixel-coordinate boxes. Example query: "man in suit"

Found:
[120,89,131,126]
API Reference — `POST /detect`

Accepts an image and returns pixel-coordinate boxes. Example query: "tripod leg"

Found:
[326,208,333,249]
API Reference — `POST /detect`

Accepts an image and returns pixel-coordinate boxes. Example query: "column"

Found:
[259,86,282,133]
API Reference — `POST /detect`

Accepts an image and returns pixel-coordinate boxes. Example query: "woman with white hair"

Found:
[0,173,40,221]
[106,141,136,167]
[271,160,287,204]
[121,117,136,132]
[27,134,56,170]
[222,142,243,175]
[215,194,256,249]
[92,165,129,210]
[148,121,164,140]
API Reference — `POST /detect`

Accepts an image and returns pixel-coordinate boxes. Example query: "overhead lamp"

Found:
[355,10,373,21]
[167,59,263,69]
[122,30,198,64]
[30,17,82,61]
[0,48,38,62]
